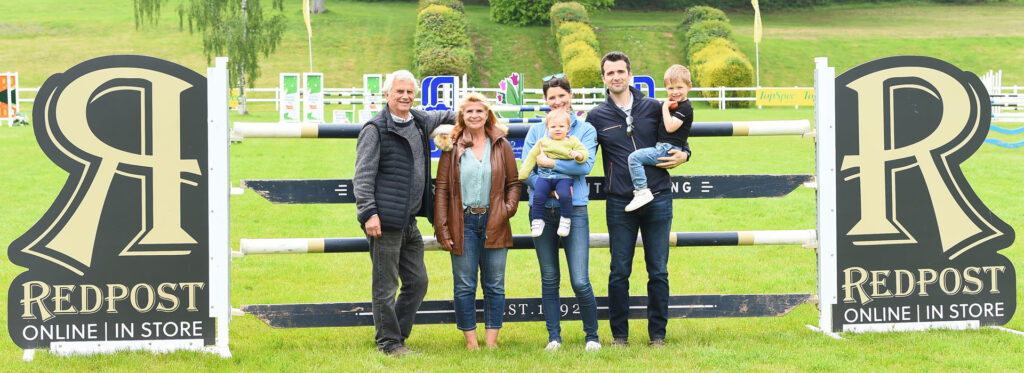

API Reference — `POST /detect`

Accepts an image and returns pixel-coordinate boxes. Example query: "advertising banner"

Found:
[827,56,1015,332]
[304,73,324,123]
[756,88,814,106]
[280,73,300,123]
[8,55,216,350]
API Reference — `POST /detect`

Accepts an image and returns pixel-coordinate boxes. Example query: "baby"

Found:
[519,109,588,237]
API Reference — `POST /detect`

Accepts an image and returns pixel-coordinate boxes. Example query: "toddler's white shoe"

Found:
[625,188,654,212]
[556,217,571,237]
[545,340,561,351]
[531,219,545,237]
[585,341,602,351]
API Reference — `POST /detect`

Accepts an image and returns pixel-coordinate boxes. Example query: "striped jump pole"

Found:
[232,120,812,139]
[323,91,366,97]
[490,105,599,112]
[993,113,1024,119]
[990,125,1024,135]
[323,99,368,105]
[241,293,815,328]
[497,117,544,124]
[239,174,815,204]
[237,230,817,255]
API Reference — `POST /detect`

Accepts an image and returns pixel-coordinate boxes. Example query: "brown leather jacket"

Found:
[434,125,521,255]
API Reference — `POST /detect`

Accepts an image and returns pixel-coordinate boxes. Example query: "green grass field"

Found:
[3,0,1024,371]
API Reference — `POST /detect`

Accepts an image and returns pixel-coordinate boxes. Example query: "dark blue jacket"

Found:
[589,86,691,198]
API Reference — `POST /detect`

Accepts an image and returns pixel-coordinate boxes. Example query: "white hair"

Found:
[382,70,418,95]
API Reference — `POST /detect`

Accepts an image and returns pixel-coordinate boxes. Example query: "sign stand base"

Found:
[804,324,844,340]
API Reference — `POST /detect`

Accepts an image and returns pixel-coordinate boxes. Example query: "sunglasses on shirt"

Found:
[625,115,634,136]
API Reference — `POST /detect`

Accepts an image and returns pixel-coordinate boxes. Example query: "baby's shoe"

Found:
[531,219,545,237]
[557,217,571,237]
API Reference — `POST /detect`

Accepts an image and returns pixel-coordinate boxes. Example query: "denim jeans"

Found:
[606,195,672,340]
[368,222,428,352]
[451,211,508,331]
[627,142,682,190]
[532,205,599,343]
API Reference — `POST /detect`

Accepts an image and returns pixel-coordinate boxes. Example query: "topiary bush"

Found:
[559,40,596,62]
[693,49,754,107]
[414,4,473,77]
[556,21,592,41]
[493,0,612,26]
[680,5,728,32]
[550,2,590,33]
[415,47,474,77]
[685,20,733,56]
[688,37,738,64]
[564,53,602,88]
[547,2,602,88]
[417,0,464,13]
[558,28,599,53]
[414,5,470,51]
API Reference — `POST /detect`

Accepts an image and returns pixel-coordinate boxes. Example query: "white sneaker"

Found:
[531,219,545,237]
[545,340,561,351]
[585,341,602,351]
[556,217,571,237]
[625,188,654,212]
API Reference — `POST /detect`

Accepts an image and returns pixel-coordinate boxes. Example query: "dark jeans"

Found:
[606,194,672,340]
[368,222,428,352]
[451,211,508,331]
[532,205,599,343]
[531,178,573,220]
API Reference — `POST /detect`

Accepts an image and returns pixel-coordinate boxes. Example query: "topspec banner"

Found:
[303,72,324,123]
[280,73,300,123]
[831,56,1015,332]
[7,55,214,348]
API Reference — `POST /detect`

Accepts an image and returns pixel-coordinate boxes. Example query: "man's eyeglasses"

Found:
[542,73,565,82]
[625,115,634,136]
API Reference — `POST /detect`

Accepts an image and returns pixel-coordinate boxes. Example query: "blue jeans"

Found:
[532,205,599,343]
[451,211,508,331]
[606,195,672,340]
[627,142,682,190]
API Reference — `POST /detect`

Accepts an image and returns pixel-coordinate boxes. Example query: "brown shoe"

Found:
[385,345,415,357]
[649,338,665,348]
[612,337,629,347]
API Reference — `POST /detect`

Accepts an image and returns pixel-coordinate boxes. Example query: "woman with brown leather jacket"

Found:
[434,93,521,350]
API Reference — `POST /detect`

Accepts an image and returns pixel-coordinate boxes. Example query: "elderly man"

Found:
[353,70,455,357]
[587,52,690,348]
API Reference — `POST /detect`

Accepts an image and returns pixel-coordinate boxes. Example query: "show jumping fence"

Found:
[229,90,821,328]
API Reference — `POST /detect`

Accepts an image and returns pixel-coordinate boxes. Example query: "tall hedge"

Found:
[413,3,474,77]
[679,5,754,107]
[550,3,602,88]
[493,0,612,26]
[417,0,464,12]
[550,2,589,33]
[679,5,727,33]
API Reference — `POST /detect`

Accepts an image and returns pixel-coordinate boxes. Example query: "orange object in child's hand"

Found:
[669,100,678,110]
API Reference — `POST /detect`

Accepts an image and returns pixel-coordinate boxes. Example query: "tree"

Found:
[133,0,286,114]
[310,0,326,14]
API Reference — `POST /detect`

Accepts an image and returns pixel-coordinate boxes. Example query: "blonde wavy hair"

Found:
[451,92,506,145]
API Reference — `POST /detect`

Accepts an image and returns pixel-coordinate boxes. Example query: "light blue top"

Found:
[522,112,598,207]
[460,138,492,208]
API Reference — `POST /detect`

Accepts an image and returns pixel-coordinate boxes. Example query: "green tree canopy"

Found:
[133,0,286,114]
